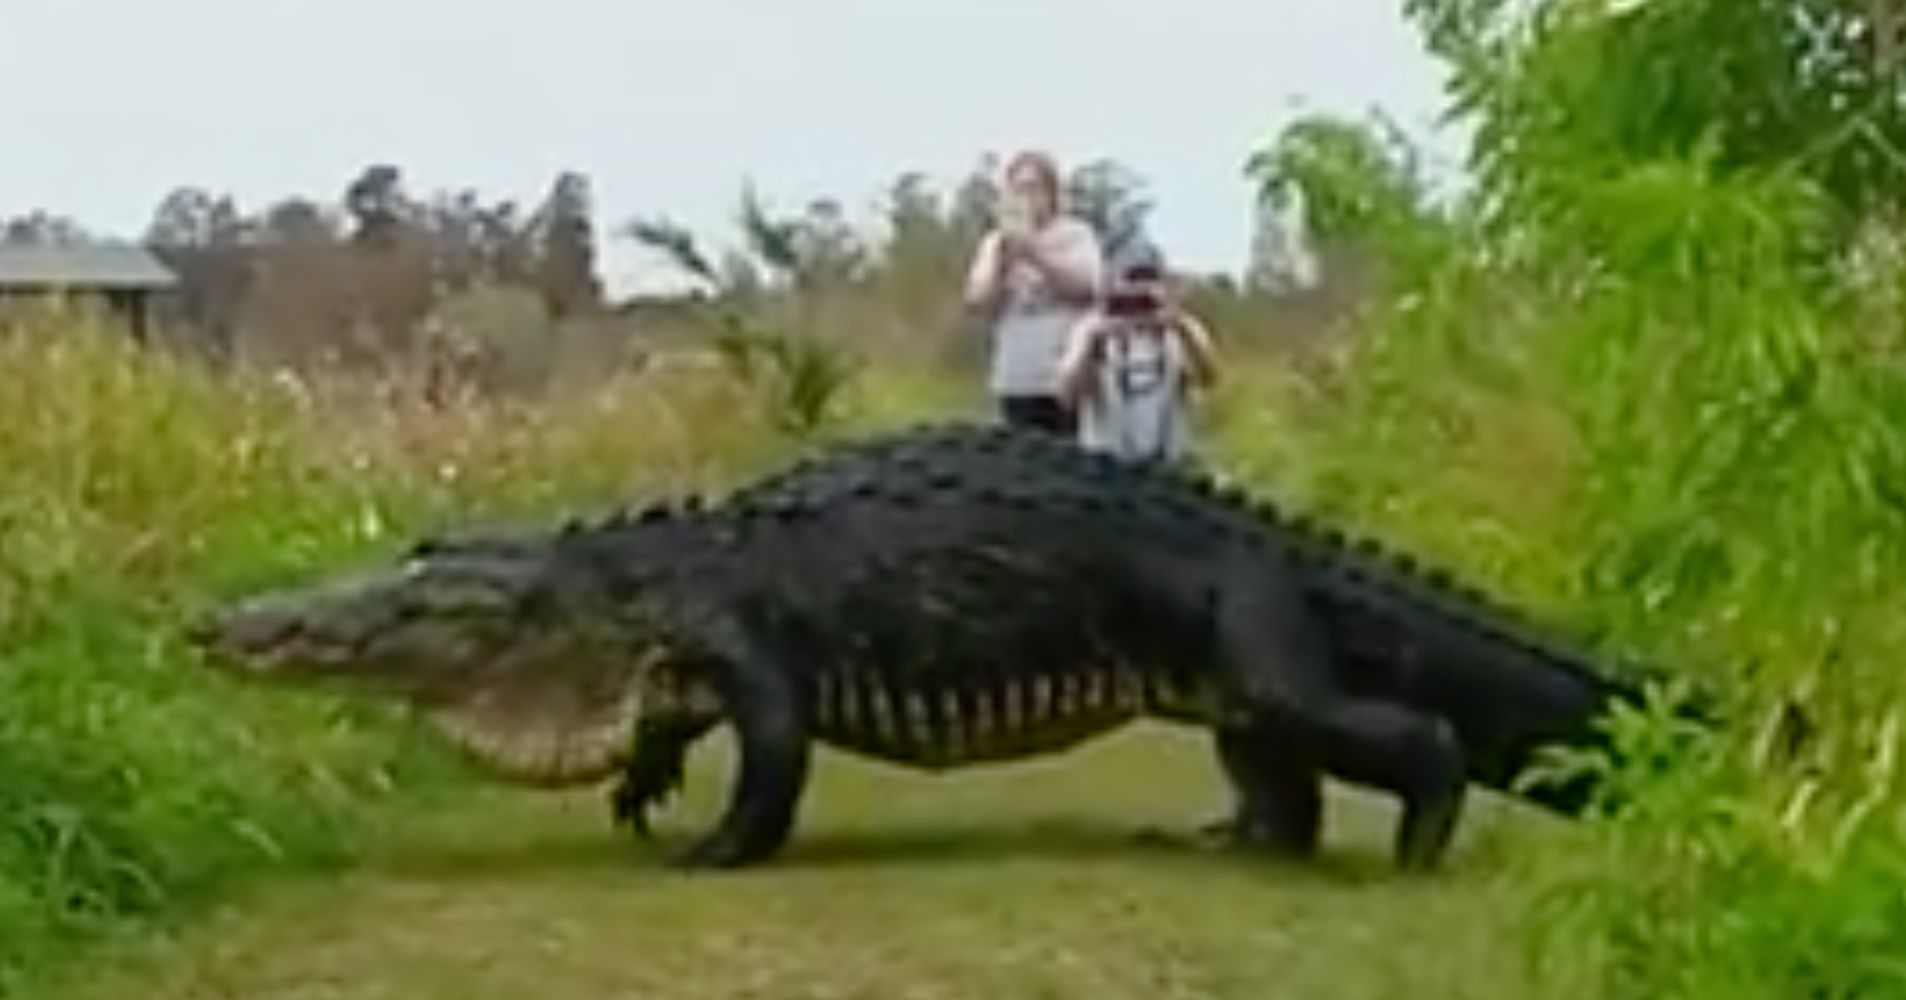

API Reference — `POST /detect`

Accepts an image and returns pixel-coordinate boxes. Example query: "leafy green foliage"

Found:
[1247,112,1437,247]
[12,19,1905,985]
[0,302,844,989]
[1063,158,1156,258]
[1406,0,1906,225]
[626,195,869,438]
[1235,3,1906,993]
[709,328,862,437]
[1244,110,1456,295]
[0,310,454,988]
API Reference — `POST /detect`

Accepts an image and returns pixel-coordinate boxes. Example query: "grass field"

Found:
[0,306,1592,1000]
[11,221,1906,996]
[45,726,1553,1000]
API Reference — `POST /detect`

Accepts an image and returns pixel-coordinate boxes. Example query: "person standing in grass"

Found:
[1055,240,1218,465]
[963,150,1105,434]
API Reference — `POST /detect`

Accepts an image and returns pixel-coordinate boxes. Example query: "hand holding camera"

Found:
[1104,287,1161,316]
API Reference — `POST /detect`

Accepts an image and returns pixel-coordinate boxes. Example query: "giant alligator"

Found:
[191,420,1649,873]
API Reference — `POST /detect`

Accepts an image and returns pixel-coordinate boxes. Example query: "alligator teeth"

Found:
[1053,672,1078,721]
[866,677,898,745]
[940,688,964,758]
[1107,666,1132,710]
[549,736,577,782]
[836,668,861,730]
[1084,669,1109,714]
[1000,677,1025,733]
[813,671,836,728]
[525,729,558,781]
[1143,671,1173,710]
[969,682,995,748]
[906,691,932,754]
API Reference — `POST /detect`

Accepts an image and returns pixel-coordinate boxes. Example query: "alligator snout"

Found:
[186,598,301,666]
[181,613,218,649]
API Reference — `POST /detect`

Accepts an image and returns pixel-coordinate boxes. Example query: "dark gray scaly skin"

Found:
[607,424,1650,852]
[192,421,1646,872]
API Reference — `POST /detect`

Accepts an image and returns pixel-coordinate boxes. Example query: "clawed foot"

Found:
[1394,791,1463,873]
[1196,814,1239,845]
[607,718,706,839]
[1131,811,1317,858]
[608,767,685,838]
[666,830,766,870]
[1129,814,1249,852]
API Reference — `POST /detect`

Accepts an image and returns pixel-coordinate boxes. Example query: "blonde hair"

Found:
[1003,150,1062,205]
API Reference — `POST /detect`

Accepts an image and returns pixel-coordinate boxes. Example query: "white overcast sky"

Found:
[1,0,1459,294]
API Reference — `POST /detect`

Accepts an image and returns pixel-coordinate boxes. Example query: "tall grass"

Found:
[0,313,426,990]
[0,299,952,991]
[1203,156,1906,998]
[10,136,1904,998]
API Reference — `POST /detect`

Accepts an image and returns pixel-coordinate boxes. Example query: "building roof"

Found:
[0,243,178,290]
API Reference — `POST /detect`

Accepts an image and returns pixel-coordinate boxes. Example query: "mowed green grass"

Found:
[48,723,1552,1000]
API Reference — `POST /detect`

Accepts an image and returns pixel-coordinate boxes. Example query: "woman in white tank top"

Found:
[962,150,1105,434]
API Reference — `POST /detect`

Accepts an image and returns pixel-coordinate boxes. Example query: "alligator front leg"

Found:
[610,714,717,837]
[1211,723,1323,855]
[667,617,812,870]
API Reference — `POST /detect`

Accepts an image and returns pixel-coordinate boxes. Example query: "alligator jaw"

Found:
[424,689,642,788]
[417,645,674,789]
[187,565,434,687]
[189,593,317,678]
[192,569,670,788]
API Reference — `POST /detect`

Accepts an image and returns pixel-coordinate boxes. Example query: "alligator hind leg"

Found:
[1212,724,1323,856]
[667,619,812,870]
[1291,698,1466,870]
[1212,564,1466,871]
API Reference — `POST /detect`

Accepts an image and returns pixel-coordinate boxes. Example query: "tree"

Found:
[781,196,869,289]
[528,171,601,318]
[1247,113,1431,247]
[240,198,352,364]
[949,154,1001,239]
[343,164,412,248]
[1246,181,1320,294]
[1065,158,1155,264]
[1404,0,1906,226]
[624,215,723,293]
[144,187,257,354]
[1245,111,1446,289]
[259,198,342,247]
[877,171,972,316]
[145,188,248,248]
[1,211,89,246]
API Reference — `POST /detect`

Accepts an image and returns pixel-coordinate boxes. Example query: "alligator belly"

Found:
[808,664,1204,770]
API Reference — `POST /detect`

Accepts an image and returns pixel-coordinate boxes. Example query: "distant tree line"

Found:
[1,149,1356,378]
[1,164,602,364]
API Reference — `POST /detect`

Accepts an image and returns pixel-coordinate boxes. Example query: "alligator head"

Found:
[189,531,678,788]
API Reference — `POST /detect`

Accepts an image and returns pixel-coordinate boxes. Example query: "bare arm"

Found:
[1169,308,1220,389]
[1056,311,1108,406]
[963,232,1008,312]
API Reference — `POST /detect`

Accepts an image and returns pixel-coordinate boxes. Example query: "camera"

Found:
[1105,289,1160,315]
